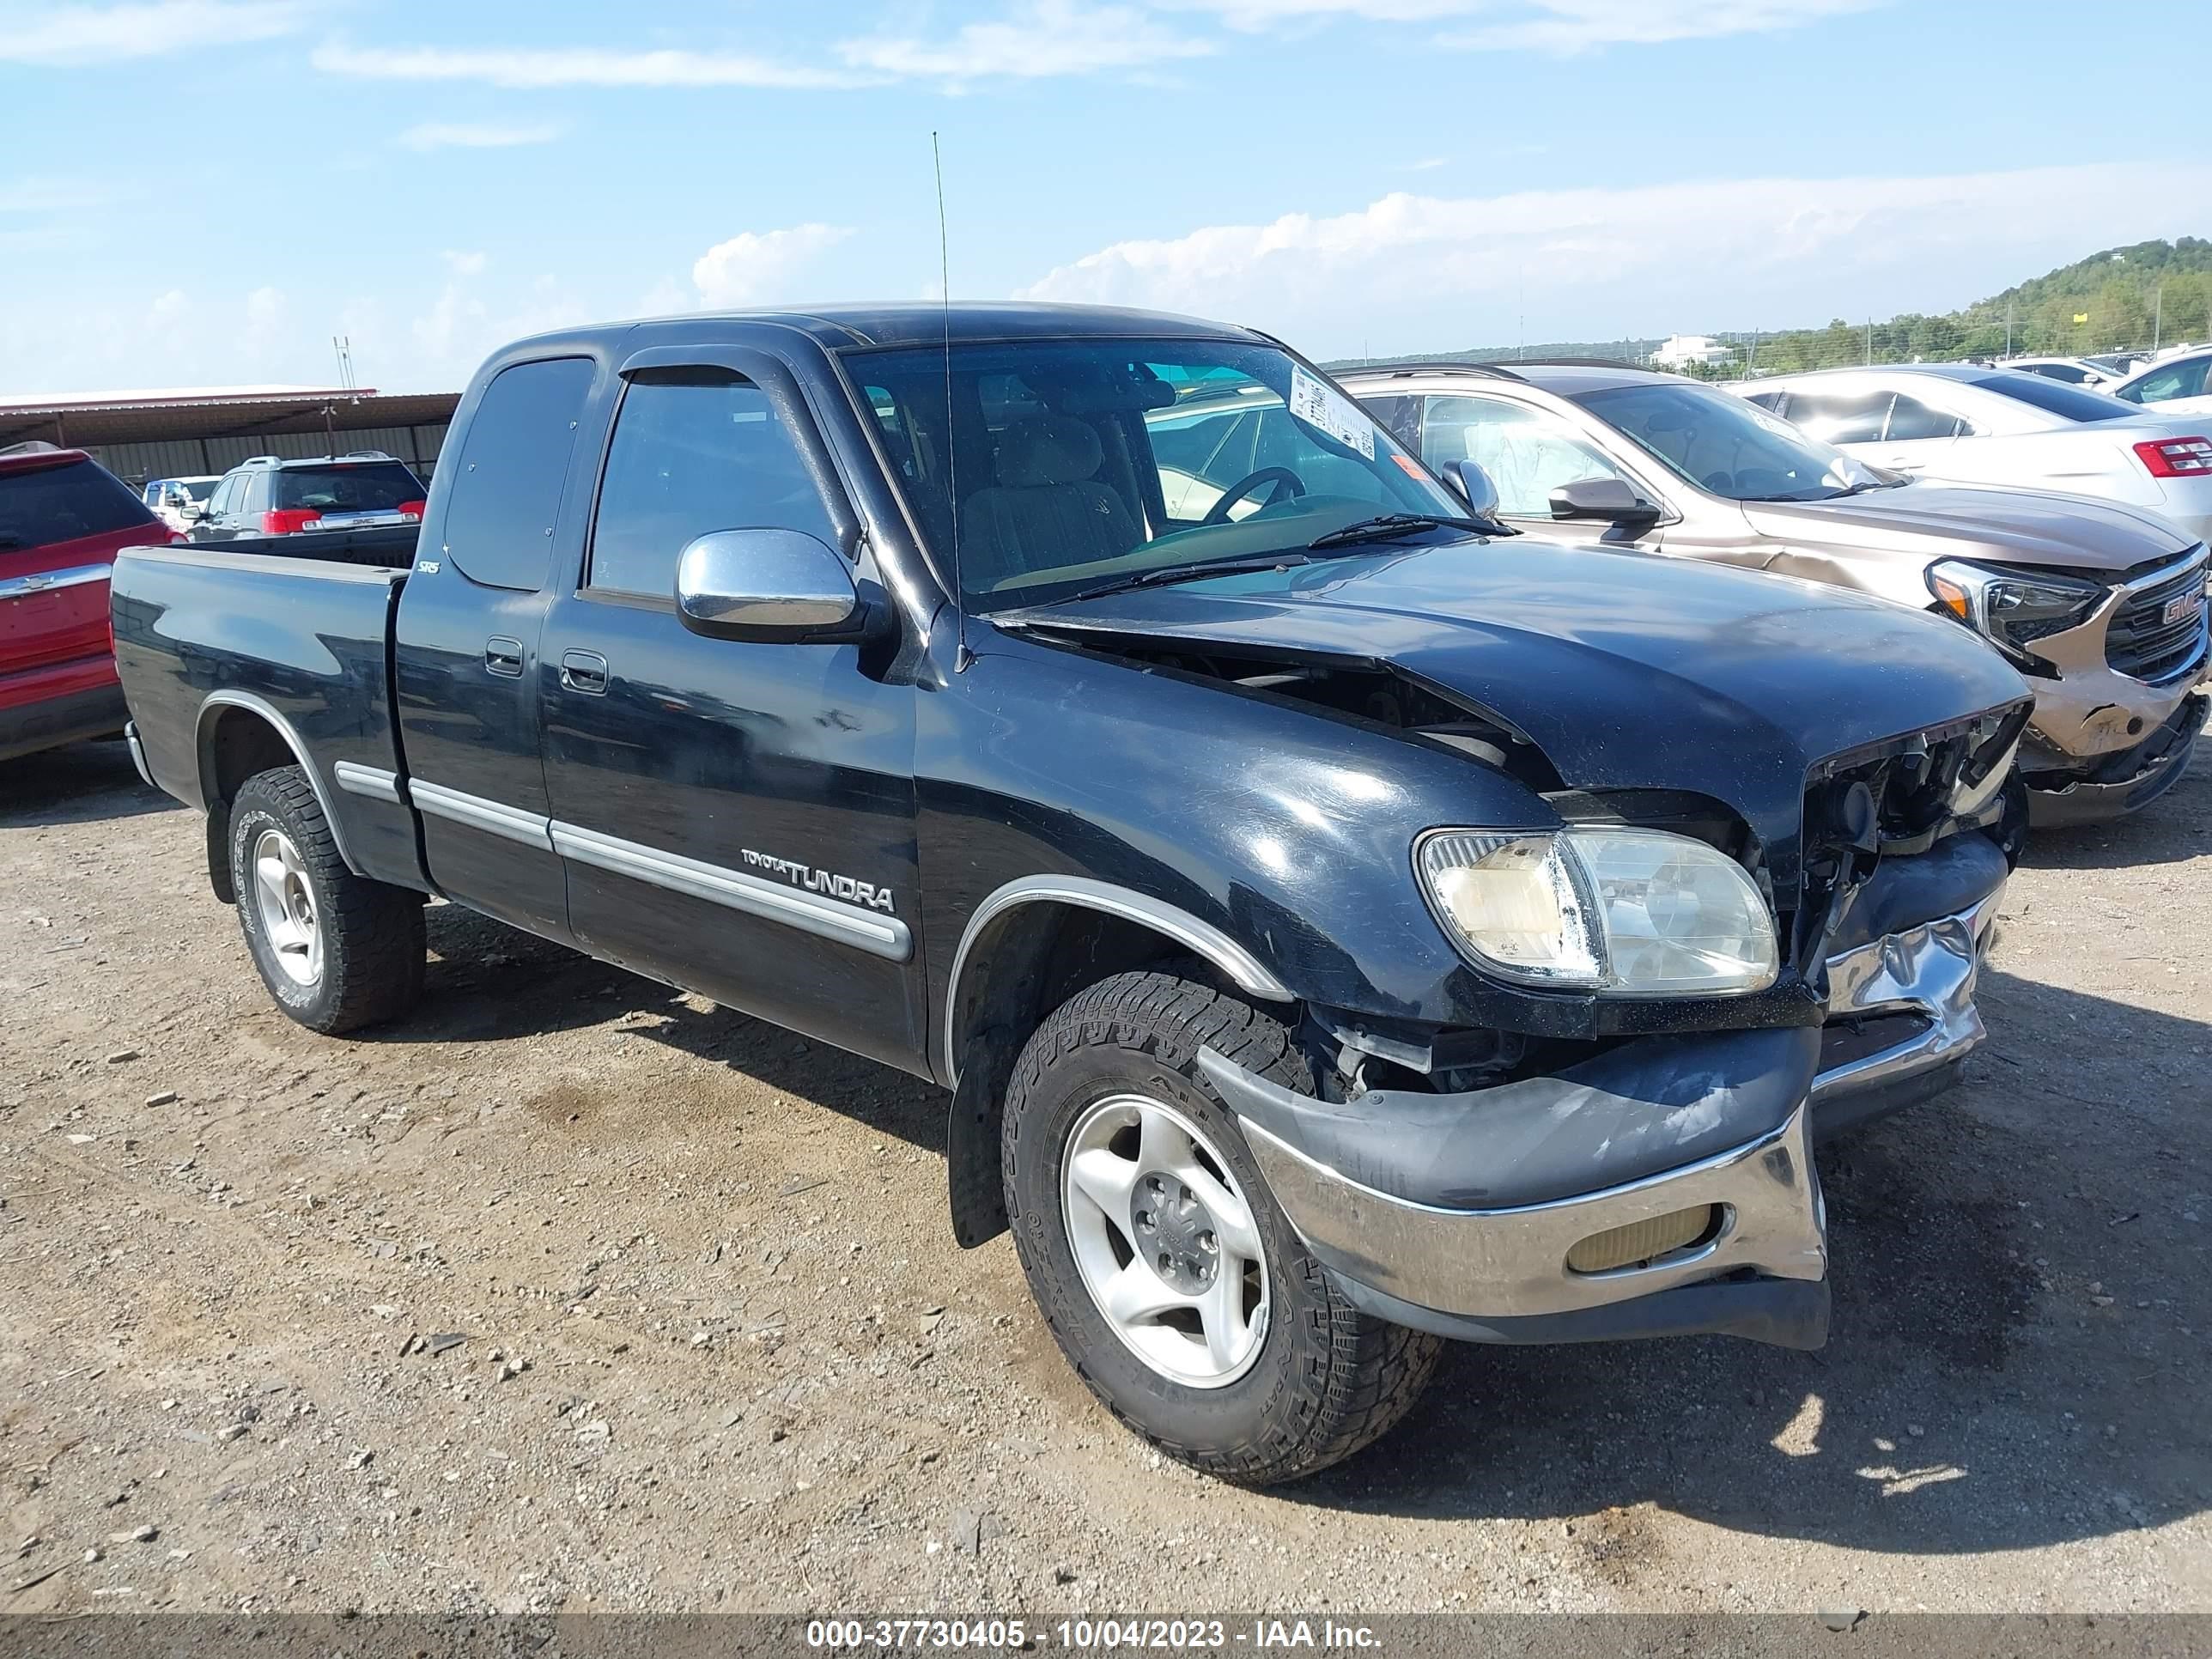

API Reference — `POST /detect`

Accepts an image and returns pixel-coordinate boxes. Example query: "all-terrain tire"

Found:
[228,765,425,1035]
[1002,969,1441,1486]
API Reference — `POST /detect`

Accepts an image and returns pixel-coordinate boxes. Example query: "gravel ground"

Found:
[2,728,2208,1619]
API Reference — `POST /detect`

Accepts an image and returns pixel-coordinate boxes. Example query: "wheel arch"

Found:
[195,692,359,902]
[940,877,1297,1248]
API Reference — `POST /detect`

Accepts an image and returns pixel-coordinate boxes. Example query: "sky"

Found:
[3,0,2209,395]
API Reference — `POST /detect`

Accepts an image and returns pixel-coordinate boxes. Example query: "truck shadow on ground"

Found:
[385,902,949,1153]
[0,739,177,827]
[1276,967,2209,1557]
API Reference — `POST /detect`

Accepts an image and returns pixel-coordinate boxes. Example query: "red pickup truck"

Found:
[1,444,175,764]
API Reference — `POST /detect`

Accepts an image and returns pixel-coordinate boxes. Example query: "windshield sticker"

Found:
[1288,366,1375,459]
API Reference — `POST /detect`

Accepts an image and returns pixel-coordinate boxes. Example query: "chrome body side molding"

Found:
[548,819,913,963]
[944,875,1296,1085]
[409,779,555,852]
[332,761,403,804]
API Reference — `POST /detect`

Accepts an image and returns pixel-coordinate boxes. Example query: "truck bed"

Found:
[111,535,428,891]
[177,523,420,570]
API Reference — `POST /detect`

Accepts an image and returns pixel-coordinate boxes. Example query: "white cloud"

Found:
[149,289,189,323]
[1016,162,2212,354]
[312,41,866,89]
[1438,0,1884,52]
[836,0,1213,82]
[398,121,561,152]
[1166,0,1881,48]
[0,1,313,64]
[441,250,488,277]
[691,224,854,308]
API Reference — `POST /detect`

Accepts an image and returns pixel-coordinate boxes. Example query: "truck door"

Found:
[535,345,925,1069]
[394,354,599,940]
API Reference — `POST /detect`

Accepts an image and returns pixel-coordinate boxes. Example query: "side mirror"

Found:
[1549,477,1661,526]
[675,528,866,643]
[1443,459,1501,520]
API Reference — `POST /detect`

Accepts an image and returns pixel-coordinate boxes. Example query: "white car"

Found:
[1738,364,2212,543]
[1999,354,2141,389]
[2108,345,2212,420]
[140,475,222,533]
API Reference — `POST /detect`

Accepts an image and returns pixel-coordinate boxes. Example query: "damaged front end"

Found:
[1184,669,2026,1352]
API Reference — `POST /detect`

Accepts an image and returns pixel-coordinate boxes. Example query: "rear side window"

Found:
[587,371,836,599]
[1882,394,1966,441]
[441,356,596,591]
[274,462,423,511]
[1974,373,2133,422]
[0,459,156,552]
[1785,390,1891,445]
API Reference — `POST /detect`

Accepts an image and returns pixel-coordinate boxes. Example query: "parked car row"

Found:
[3,447,429,766]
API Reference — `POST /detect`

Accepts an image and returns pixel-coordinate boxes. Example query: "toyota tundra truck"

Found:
[112,304,2033,1485]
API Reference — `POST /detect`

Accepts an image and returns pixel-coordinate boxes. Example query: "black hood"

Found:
[1001,538,2031,881]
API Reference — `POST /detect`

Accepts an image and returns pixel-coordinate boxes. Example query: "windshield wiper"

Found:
[1306,513,1509,550]
[1054,552,1312,605]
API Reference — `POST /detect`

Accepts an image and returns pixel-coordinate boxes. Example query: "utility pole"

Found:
[2154,286,2163,352]
[1865,318,1873,366]
[2005,300,2013,358]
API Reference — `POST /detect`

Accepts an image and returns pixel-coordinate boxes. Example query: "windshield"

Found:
[1972,372,2135,423]
[272,462,424,511]
[179,478,219,502]
[849,337,1461,611]
[1572,381,1863,502]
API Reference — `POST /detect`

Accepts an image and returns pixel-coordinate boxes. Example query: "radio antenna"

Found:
[933,131,971,673]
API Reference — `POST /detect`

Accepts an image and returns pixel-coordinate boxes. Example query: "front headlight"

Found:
[1417,826,1778,997]
[1927,558,2106,659]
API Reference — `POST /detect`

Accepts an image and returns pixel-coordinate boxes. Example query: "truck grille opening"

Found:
[1565,1206,1720,1274]
[2106,556,2209,684]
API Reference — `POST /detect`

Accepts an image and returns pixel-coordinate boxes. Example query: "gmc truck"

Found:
[113,304,2033,1485]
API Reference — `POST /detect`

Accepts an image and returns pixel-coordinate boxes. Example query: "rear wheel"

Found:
[228,766,424,1034]
[1002,969,1441,1485]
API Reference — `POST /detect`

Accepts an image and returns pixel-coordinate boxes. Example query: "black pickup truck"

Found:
[113,304,2033,1485]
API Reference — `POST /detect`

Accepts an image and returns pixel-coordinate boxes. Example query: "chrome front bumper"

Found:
[1809,884,2003,1118]
[1236,1092,1826,1332]
[1197,881,2005,1352]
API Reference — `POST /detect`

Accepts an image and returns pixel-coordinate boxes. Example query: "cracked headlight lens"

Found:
[1927,558,2106,659]
[1418,826,1778,996]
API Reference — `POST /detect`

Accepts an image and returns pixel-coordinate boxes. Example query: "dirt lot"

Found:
[3,730,2208,1620]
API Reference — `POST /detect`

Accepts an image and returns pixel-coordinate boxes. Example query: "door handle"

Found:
[560,650,610,696]
[484,636,525,678]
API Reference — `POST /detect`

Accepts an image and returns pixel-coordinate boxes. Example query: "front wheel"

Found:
[228,765,425,1034]
[1002,970,1440,1485]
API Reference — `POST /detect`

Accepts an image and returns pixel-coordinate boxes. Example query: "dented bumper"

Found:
[1198,832,2010,1353]
[1198,1029,1833,1351]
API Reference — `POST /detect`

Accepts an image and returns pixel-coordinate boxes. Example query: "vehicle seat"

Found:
[962,416,1141,589]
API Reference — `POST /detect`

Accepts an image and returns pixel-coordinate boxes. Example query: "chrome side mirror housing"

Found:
[674,528,868,643]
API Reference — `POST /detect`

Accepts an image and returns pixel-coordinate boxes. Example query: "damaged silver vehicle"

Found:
[1347,361,2209,825]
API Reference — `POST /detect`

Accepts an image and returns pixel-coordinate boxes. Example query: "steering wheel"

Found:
[1200,467,1307,526]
